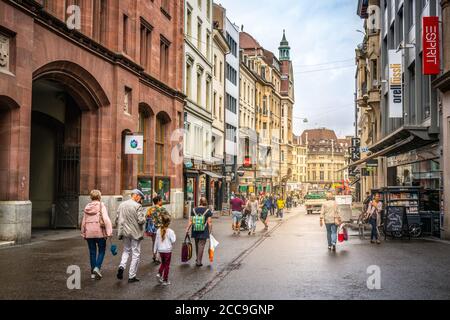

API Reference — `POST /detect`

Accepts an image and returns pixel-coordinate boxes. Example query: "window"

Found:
[219,96,223,121]
[160,38,170,82]
[123,14,128,54]
[206,0,211,19]
[197,71,202,106]
[226,63,237,85]
[220,61,223,83]
[155,177,170,203]
[187,8,192,38]
[155,115,167,175]
[197,22,202,52]
[140,20,152,69]
[213,55,217,78]
[186,62,192,98]
[206,32,211,60]
[92,0,107,43]
[226,124,237,142]
[226,94,237,113]
[138,108,150,174]
[226,32,237,57]
[124,87,132,114]
[198,0,202,10]
[206,77,211,111]
[213,91,217,118]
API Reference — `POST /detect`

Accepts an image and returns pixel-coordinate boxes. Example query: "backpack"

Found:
[192,208,208,232]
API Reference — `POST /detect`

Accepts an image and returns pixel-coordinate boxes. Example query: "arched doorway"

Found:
[30,79,81,229]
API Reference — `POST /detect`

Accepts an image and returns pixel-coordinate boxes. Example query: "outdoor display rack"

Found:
[382,186,422,240]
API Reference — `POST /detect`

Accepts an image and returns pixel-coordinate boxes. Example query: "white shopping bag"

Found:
[209,234,219,263]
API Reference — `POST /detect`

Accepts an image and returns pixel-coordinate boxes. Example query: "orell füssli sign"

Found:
[388,50,403,118]
[423,16,440,75]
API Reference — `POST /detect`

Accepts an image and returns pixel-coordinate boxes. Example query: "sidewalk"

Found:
[0,207,301,299]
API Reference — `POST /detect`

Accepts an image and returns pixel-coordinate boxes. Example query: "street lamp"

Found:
[294,117,309,123]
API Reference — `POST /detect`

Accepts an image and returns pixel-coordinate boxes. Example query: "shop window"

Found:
[138,177,153,206]
[155,177,171,204]
[155,113,168,175]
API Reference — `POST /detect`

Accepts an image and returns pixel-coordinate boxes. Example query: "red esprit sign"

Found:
[423,16,440,75]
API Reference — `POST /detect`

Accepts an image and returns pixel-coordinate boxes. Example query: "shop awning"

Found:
[339,126,439,172]
[369,125,438,154]
[202,171,223,179]
[338,135,415,171]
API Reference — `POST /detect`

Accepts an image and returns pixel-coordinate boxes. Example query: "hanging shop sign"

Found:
[125,134,144,154]
[388,50,403,118]
[423,16,440,75]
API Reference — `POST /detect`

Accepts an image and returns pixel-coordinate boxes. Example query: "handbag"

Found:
[181,234,193,262]
[98,203,107,237]
[209,234,219,263]
[338,225,345,243]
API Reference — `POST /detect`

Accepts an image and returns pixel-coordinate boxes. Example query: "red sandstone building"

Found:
[0,0,185,243]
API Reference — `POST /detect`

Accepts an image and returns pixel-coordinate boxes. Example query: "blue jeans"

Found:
[232,211,243,224]
[369,218,378,240]
[87,238,106,271]
[325,223,338,246]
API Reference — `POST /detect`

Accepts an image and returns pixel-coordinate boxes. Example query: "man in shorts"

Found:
[230,194,245,235]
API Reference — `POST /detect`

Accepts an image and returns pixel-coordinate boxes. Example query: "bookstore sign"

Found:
[388,50,403,118]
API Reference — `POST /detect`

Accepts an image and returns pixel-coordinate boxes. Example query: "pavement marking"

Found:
[187,210,302,300]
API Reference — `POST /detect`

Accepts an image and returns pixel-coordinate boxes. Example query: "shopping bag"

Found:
[181,234,193,262]
[209,234,219,263]
[338,225,345,243]
[343,226,349,241]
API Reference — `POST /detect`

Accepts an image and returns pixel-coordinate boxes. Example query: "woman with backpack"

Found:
[185,197,213,267]
[81,190,113,280]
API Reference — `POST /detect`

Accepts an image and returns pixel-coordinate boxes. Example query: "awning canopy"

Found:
[369,125,438,154]
[202,171,223,179]
[339,126,438,172]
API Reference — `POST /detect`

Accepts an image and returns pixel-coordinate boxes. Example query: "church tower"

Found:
[279,29,291,61]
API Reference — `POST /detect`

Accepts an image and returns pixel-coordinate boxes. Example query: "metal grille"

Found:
[54,145,80,228]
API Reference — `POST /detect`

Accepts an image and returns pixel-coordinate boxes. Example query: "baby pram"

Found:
[240,210,250,231]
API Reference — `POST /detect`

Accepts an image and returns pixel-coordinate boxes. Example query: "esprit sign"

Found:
[388,50,403,118]
[422,16,440,75]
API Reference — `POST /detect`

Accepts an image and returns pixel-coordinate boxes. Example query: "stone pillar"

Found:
[442,0,450,72]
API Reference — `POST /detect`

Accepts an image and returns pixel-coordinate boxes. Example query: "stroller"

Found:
[240,210,250,231]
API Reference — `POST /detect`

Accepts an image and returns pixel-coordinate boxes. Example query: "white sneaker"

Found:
[93,267,102,279]
[162,280,171,286]
[156,273,163,283]
[91,273,96,280]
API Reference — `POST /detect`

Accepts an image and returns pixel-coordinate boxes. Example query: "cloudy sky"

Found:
[217,0,363,138]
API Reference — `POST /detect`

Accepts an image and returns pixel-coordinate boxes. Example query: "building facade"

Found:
[183,0,216,210]
[352,0,442,223]
[240,31,282,194]
[291,135,308,190]
[356,0,383,201]
[0,0,185,243]
[213,3,240,200]
[301,129,348,188]
[238,51,258,195]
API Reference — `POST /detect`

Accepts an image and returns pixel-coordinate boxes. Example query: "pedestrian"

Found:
[365,194,383,244]
[146,195,170,265]
[269,194,276,216]
[320,192,342,251]
[259,195,271,230]
[154,214,176,286]
[362,192,372,214]
[276,196,285,219]
[185,197,213,267]
[245,194,259,235]
[230,193,245,235]
[81,190,113,280]
[115,189,146,283]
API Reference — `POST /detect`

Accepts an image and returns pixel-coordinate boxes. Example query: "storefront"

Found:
[183,162,224,213]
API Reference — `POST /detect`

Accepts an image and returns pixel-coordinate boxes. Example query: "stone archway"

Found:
[30,61,110,230]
